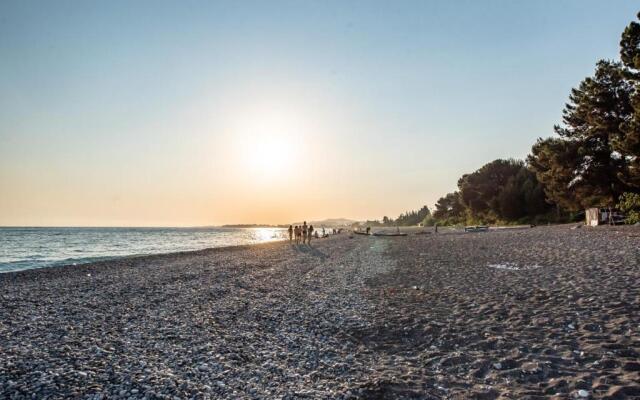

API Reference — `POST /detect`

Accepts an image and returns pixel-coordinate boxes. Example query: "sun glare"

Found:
[253,227,281,242]
[246,134,293,178]
[229,103,307,182]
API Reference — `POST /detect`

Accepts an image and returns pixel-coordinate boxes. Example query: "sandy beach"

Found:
[1,225,639,399]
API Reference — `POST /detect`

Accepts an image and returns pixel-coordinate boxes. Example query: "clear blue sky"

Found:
[0,1,638,226]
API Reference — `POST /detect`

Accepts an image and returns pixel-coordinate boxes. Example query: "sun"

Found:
[229,103,307,182]
[245,133,294,178]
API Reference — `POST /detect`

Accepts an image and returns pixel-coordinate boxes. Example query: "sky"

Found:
[0,1,638,226]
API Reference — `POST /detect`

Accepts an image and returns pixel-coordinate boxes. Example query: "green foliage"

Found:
[458,159,523,219]
[529,12,640,210]
[433,192,465,225]
[456,159,550,223]
[421,215,436,226]
[394,205,431,226]
[619,12,640,190]
[528,137,582,211]
[617,192,640,224]
[620,12,640,70]
[368,206,432,228]
[529,61,633,209]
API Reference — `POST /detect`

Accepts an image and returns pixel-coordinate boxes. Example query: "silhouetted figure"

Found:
[302,221,308,244]
[366,226,371,235]
[308,225,314,244]
[288,225,293,242]
[294,225,300,244]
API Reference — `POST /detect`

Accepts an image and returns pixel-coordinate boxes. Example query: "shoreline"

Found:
[1,223,618,276]
[0,237,291,277]
[0,227,287,276]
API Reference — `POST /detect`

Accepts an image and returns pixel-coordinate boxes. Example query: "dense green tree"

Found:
[457,159,526,221]
[528,137,582,211]
[455,159,550,222]
[619,12,640,189]
[620,12,640,70]
[497,167,549,220]
[433,192,465,222]
[394,205,431,226]
[617,192,640,223]
[529,61,634,208]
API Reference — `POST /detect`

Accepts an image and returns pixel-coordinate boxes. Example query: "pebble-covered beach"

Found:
[1,225,639,399]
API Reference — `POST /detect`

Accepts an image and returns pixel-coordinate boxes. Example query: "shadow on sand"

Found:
[291,243,329,260]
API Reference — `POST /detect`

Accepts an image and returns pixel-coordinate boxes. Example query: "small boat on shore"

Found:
[372,232,408,237]
[464,225,489,233]
[353,231,370,236]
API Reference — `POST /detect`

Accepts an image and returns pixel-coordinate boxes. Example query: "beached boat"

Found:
[372,232,408,237]
[464,225,489,233]
[353,231,370,236]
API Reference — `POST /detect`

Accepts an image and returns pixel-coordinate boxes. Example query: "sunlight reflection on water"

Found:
[252,227,283,242]
[0,227,288,273]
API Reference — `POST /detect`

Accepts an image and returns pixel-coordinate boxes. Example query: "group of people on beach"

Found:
[287,222,317,245]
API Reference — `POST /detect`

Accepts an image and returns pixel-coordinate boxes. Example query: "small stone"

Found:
[197,364,209,372]
[577,389,589,397]
[521,362,539,373]
[493,362,502,370]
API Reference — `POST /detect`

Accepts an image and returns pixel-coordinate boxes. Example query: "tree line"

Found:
[359,205,433,228]
[379,12,640,226]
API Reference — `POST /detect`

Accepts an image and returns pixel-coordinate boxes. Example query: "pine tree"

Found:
[529,61,633,208]
[619,12,640,189]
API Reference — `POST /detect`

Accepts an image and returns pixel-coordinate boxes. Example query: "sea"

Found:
[0,227,287,273]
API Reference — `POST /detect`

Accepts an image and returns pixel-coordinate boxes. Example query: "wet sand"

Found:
[1,225,639,399]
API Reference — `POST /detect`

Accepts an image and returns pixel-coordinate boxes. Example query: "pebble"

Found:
[197,364,209,372]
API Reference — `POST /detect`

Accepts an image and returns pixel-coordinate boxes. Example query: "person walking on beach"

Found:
[288,225,293,242]
[294,225,300,244]
[308,225,314,244]
[302,222,308,244]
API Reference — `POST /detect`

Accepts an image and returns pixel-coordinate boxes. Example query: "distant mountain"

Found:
[219,218,356,228]
[220,224,285,228]
[292,218,356,227]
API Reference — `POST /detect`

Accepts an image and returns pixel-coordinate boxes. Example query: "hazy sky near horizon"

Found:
[1,1,638,226]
